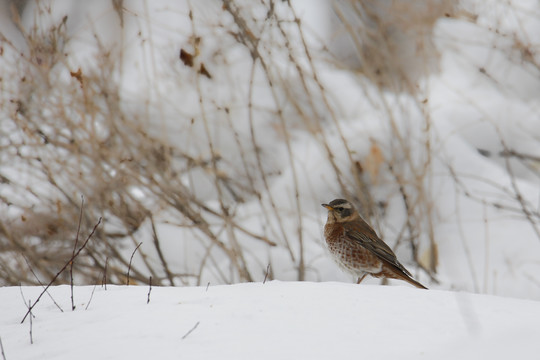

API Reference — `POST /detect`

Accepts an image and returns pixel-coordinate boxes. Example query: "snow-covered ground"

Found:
[1,282,539,360]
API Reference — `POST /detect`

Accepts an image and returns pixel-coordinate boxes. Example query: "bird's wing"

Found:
[344,222,412,277]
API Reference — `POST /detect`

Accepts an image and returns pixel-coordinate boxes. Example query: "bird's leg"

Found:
[356,274,367,284]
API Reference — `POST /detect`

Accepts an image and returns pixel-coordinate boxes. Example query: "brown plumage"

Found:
[322,199,427,289]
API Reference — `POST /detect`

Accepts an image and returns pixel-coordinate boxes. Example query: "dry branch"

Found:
[0,336,6,360]
[71,196,85,311]
[147,276,152,304]
[21,217,102,324]
[126,242,143,286]
[181,321,200,340]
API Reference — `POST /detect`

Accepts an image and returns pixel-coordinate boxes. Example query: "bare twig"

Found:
[102,257,108,290]
[0,336,6,360]
[18,285,28,309]
[28,300,33,345]
[21,217,102,324]
[147,276,152,304]
[222,1,296,270]
[500,149,540,163]
[22,256,64,313]
[126,242,143,286]
[263,264,271,284]
[389,164,418,257]
[181,321,200,340]
[71,196,85,311]
[150,217,174,286]
[85,275,101,310]
[500,140,540,241]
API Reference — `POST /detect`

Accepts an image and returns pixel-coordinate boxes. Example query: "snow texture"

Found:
[1,283,539,360]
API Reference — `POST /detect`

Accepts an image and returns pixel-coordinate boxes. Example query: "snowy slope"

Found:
[1,282,539,360]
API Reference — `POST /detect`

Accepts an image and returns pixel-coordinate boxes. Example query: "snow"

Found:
[1,282,539,360]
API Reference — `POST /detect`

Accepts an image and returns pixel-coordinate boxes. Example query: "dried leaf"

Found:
[364,142,385,182]
[70,68,83,87]
[180,48,212,78]
[112,0,124,27]
[180,49,194,67]
[199,63,212,79]
[418,242,439,273]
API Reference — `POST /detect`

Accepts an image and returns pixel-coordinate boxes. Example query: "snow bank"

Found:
[1,282,538,359]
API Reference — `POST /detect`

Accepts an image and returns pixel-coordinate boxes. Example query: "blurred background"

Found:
[1,0,540,300]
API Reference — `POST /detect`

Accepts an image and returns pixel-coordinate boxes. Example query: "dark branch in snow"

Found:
[126,242,143,286]
[20,217,102,324]
[181,321,200,340]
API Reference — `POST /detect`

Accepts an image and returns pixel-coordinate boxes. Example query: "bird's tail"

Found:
[379,262,428,289]
[403,275,428,289]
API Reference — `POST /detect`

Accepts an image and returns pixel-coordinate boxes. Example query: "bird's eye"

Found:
[337,207,351,217]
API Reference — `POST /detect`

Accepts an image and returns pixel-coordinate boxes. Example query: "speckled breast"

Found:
[324,223,383,275]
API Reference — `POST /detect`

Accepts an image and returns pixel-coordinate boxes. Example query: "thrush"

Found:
[322,199,427,289]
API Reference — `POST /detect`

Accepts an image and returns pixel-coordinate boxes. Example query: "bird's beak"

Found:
[322,203,333,210]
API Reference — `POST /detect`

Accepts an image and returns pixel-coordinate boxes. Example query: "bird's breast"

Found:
[324,223,344,246]
[324,222,383,275]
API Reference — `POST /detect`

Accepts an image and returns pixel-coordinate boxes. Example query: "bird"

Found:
[322,198,427,289]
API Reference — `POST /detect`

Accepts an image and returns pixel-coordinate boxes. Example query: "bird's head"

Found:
[321,199,359,223]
